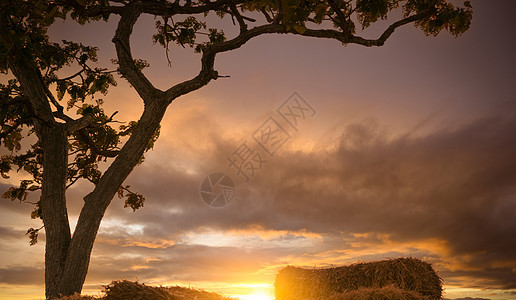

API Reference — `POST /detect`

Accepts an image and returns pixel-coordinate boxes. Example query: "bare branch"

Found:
[66,111,118,135]
[229,1,247,32]
[113,3,162,102]
[164,23,288,102]
[260,7,274,23]
[44,83,72,122]
[164,49,217,102]
[54,68,86,83]
[275,0,284,24]
[65,114,95,134]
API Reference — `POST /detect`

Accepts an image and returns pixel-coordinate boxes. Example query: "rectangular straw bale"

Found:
[274,258,442,300]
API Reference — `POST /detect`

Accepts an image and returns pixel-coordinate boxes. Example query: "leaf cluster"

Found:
[0,79,32,153]
[0,0,157,245]
[405,0,472,36]
[117,185,145,211]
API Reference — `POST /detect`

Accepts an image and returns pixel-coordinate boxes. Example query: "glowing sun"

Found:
[239,291,274,300]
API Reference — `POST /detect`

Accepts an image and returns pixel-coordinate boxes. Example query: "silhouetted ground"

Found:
[59,258,448,300]
[58,280,231,300]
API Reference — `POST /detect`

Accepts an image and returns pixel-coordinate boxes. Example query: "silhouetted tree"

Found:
[0,0,472,298]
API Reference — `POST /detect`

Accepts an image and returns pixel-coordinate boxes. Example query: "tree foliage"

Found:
[0,0,472,298]
[0,0,155,225]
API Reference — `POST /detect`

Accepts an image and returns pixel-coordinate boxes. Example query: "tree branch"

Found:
[44,83,72,122]
[164,50,217,102]
[54,68,86,83]
[139,0,248,16]
[113,3,162,103]
[349,9,434,46]
[64,114,95,134]
[5,58,56,126]
[328,0,353,37]
[161,7,437,103]
[260,8,274,23]
[81,0,249,19]
[274,9,435,47]
[228,1,247,32]
[163,23,288,102]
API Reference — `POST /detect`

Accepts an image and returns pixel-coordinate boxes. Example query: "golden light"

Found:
[231,284,275,300]
[238,291,274,300]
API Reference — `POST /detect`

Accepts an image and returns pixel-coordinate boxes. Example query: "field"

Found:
[58,258,442,300]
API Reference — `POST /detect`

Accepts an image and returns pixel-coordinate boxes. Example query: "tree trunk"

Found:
[7,55,72,299]
[40,125,71,299]
[5,7,172,298]
[54,100,168,297]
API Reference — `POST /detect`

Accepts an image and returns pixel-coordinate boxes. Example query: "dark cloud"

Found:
[441,267,516,290]
[107,113,516,290]
[0,226,25,240]
[3,113,514,293]
[0,266,43,285]
[1,2,516,298]
[258,116,516,287]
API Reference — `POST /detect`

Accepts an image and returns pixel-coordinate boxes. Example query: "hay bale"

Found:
[58,293,98,300]
[102,280,229,300]
[328,285,432,300]
[103,280,176,300]
[274,257,442,300]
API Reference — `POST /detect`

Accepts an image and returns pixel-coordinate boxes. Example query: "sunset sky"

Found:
[1,0,516,299]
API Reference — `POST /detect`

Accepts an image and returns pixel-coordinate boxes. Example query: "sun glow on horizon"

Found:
[235,291,274,300]
[226,283,275,300]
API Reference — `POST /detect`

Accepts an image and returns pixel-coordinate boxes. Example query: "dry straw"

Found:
[328,285,433,300]
[274,257,442,300]
[58,280,230,300]
[102,280,231,300]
